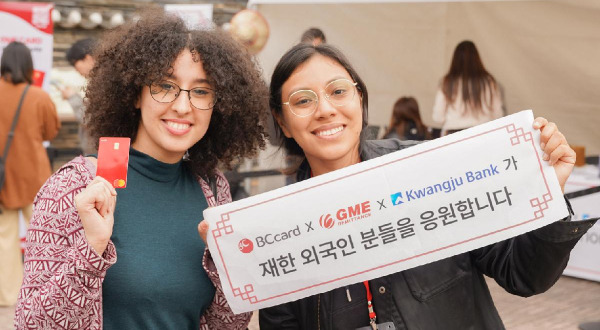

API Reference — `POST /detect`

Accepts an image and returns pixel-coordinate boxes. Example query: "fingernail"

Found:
[540,143,546,150]
[543,153,549,161]
[533,122,540,128]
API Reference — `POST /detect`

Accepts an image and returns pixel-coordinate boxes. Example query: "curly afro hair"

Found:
[85,10,268,178]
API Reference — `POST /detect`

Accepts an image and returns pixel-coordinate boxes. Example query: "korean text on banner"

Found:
[204,110,568,314]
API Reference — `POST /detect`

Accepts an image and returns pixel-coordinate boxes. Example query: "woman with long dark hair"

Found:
[383,96,430,140]
[258,42,593,329]
[432,40,503,135]
[0,42,59,307]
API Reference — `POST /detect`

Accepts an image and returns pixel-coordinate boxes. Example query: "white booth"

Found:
[249,0,600,282]
[249,0,600,155]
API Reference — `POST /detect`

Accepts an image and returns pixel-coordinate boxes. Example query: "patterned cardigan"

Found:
[14,156,251,329]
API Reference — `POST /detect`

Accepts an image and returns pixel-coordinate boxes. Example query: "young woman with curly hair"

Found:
[15,10,267,330]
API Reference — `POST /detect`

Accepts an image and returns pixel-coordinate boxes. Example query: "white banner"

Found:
[205,110,568,314]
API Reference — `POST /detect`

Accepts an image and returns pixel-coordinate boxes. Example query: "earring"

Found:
[183,150,190,161]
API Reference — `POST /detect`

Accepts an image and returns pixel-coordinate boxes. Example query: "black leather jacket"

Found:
[259,139,597,330]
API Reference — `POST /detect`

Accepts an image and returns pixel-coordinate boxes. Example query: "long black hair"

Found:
[384,96,430,140]
[270,43,369,159]
[0,42,33,84]
[441,40,498,115]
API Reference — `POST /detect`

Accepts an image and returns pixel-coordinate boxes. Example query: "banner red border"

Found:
[212,123,552,305]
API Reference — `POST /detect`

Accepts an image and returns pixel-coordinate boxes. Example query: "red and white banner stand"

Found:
[0,2,54,90]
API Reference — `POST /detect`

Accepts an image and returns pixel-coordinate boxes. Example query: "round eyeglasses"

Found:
[283,78,358,117]
[149,80,216,110]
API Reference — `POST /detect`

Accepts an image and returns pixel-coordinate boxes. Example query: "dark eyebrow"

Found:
[165,73,211,85]
[193,78,211,85]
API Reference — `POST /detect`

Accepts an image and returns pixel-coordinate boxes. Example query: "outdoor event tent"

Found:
[249,0,600,155]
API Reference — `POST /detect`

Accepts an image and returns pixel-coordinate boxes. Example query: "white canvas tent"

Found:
[249,0,600,155]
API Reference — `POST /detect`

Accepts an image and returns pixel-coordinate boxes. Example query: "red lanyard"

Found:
[311,167,376,327]
[363,281,377,328]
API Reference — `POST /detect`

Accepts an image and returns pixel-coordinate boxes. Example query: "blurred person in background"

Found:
[66,38,96,78]
[57,38,97,154]
[0,41,60,306]
[383,96,430,140]
[432,40,503,136]
[301,27,326,46]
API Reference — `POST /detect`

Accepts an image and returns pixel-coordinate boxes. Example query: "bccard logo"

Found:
[319,214,335,229]
[238,238,254,253]
[391,192,403,206]
[255,225,301,247]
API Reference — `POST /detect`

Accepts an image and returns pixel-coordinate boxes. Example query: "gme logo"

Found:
[319,214,335,229]
[238,238,254,253]
[320,201,372,227]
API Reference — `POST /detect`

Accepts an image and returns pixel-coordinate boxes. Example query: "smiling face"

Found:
[276,54,363,175]
[133,49,214,163]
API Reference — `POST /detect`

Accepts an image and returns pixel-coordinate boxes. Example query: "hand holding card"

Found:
[75,137,130,254]
[97,137,130,188]
[74,176,117,255]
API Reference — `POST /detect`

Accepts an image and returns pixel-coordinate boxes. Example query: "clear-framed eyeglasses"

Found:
[283,78,358,118]
[149,80,217,110]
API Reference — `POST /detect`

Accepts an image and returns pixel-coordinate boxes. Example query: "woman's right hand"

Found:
[74,176,117,255]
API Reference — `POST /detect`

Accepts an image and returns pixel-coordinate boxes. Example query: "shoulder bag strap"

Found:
[2,84,30,160]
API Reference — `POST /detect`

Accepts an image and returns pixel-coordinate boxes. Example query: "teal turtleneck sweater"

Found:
[102,148,214,330]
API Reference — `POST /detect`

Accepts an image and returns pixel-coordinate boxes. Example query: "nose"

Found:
[314,91,337,118]
[172,90,192,115]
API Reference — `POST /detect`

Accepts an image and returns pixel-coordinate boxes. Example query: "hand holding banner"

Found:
[204,110,568,314]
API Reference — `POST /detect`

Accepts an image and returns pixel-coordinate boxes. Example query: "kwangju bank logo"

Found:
[238,238,254,253]
[391,192,404,206]
[319,214,335,229]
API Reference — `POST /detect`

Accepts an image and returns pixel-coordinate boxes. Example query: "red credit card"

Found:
[32,70,45,87]
[97,137,130,188]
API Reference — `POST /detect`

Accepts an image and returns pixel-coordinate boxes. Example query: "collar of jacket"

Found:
[296,139,421,182]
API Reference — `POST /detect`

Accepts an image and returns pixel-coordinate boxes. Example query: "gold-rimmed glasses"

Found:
[283,78,358,117]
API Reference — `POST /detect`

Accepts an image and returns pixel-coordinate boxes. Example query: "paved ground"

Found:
[485,276,600,330]
[2,275,599,330]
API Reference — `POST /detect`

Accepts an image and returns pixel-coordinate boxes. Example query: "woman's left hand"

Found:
[198,220,209,244]
[533,117,576,193]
